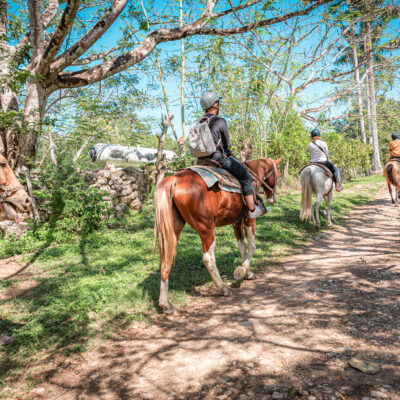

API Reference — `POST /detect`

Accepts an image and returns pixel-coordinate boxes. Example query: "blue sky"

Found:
[59,0,400,139]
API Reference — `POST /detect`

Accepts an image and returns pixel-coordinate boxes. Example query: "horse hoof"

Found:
[233,266,246,281]
[221,286,233,297]
[160,302,178,315]
[314,225,320,231]
[328,222,333,227]
[245,270,256,280]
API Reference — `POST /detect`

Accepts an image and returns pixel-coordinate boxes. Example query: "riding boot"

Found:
[246,194,269,219]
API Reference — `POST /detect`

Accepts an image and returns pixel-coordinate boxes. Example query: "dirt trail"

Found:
[22,188,400,400]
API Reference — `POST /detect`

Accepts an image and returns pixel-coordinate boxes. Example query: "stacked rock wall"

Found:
[83,167,151,213]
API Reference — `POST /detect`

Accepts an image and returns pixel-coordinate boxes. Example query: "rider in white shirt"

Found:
[309,128,342,191]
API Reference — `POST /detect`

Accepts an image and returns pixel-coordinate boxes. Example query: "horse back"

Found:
[172,169,243,227]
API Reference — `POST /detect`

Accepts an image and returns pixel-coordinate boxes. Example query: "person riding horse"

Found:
[389,131,400,161]
[198,92,266,218]
[309,128,342,192]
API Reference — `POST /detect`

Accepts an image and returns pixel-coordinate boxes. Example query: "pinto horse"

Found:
[384,160,400,205]
[154,157,281,314]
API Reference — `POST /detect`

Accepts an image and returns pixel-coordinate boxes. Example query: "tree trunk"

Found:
[179,0,186,146]
[351,29,366,144]
[364,21,381,172]
[156,115,173,185]
[17,81,47,167]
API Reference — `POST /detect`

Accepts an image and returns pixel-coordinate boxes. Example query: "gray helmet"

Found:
[310,128,321,138]
[392,131,400,140]
[200,92,220,111]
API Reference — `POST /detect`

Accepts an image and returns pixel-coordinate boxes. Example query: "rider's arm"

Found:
[217,118,230,152]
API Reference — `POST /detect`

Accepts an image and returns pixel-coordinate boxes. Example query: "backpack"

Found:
[188,115,221,158]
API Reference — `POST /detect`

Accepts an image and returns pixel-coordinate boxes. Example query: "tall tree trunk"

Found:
[0,1,20,165]
[364,21,381,172]
[179,0,186,145]
[17,81,46,167]
[351,29,366,144]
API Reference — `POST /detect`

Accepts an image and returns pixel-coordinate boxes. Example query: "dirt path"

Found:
[22,188,400,400]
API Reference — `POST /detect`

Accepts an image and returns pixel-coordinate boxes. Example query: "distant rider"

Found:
[309,128,342,192]
[199,92,265,218]
[389,132,400,160]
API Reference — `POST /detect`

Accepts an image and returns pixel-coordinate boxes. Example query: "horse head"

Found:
[259,157,282,204]
[0,155,32,222]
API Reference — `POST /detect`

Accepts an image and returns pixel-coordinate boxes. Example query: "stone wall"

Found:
[83,167,151,215]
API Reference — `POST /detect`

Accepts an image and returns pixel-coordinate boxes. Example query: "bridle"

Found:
[244,161,277,195]
[0,184,24,203]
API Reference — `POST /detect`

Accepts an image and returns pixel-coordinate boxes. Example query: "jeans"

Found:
[215,156,254,196]
[325,161,342,184]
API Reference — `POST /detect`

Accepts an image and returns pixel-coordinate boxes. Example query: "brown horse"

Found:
[0,155,31,221]
[154,157,282,314]
[384,160,400,206]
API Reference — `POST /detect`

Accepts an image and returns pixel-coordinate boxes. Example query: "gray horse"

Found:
[300,165,334,230]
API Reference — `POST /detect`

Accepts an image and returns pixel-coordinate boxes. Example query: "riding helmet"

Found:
[310,128,321,138]
[200,92,220,111]
[392,131,400,140]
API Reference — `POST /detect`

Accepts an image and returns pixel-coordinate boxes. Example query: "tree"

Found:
[0,0,336,168]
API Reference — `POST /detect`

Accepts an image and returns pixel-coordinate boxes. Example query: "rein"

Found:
[0,184,24,203]
[244,163,276,193]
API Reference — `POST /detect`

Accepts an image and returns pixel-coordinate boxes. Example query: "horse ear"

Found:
[274,157,283,165]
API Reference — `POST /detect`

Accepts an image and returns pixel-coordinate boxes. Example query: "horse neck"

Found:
[245,158,272,178]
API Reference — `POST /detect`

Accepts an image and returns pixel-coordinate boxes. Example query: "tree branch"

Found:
[50,0,129,75]
[51,0,337,89]
[40,0,81,73]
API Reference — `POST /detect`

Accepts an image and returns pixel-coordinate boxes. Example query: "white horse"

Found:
[300,165,334,230]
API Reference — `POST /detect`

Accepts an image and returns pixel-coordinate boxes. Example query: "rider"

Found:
[199,92,265,218]
[389,132,400,160]
[309,128,342,192]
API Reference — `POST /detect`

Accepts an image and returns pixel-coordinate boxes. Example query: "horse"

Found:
[0,154,32,222]
[383,160,400,206]
[154,157,282,314]
[299,164,334,230]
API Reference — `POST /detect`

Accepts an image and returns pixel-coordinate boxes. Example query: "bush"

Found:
[28,165,111,243]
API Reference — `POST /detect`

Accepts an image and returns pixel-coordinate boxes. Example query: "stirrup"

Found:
[248,199,269,219]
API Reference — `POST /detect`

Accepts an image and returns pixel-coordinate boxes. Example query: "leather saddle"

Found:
[298,162,333,178]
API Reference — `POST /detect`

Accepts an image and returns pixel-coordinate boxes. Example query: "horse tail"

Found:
[386,164,395,186]
[300,168,313,221]
[153,176,178,269]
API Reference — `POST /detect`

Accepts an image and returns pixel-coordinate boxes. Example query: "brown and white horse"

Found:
[154,157,281,314]
[0,155,31,222]
[384,160,400,206]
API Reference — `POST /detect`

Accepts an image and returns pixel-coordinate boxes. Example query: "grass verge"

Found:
[0,174,385,392]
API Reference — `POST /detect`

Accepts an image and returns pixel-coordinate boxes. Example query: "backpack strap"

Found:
[311,141,329,160]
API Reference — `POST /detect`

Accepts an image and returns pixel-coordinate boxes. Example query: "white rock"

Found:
[271,392,284,399]
[370,391,388,399]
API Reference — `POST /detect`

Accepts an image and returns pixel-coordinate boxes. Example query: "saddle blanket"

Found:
[186,166,241,193]
[384,157,400,166]
[298,163,333,178]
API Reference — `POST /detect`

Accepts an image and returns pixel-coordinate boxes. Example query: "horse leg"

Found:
[324,189,334,226]
[313,192,323,230]
[233,220,256,280]
[387,181,395,204]
[159,206,185,314]
[201,231,232,297]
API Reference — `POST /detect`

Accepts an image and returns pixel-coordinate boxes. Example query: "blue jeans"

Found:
[325,161,342,184]
[214,156,254,196]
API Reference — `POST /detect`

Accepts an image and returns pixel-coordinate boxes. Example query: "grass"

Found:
[0,174,385,392]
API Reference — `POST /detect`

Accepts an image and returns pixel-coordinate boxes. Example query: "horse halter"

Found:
[0,184,24,203]
[245,163,276,194]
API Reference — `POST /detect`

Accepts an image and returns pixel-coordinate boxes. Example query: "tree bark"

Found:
[351,29,366,144]
[156,115,173,185]
[364,21,382,172]
[180,0,187,145]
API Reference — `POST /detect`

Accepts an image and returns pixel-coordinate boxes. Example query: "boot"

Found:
[248,195,269,219]
[335,182,342,192]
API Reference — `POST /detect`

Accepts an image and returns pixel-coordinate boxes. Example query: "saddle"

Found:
[298,162,333,178]
[384,156,400,166]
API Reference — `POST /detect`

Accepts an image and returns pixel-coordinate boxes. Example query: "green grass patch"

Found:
[0,174,384,390]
